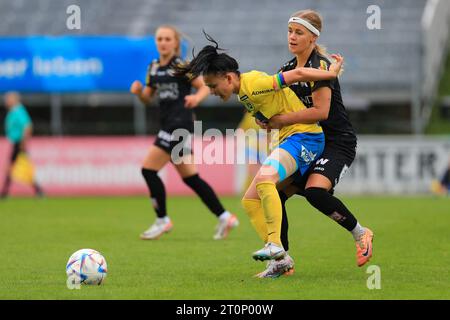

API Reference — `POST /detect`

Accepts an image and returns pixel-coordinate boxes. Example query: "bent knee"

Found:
[304,187,327,202]
[254,166,279,184]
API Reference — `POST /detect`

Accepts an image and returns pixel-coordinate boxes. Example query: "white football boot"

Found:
[213,214,239,240]
[255,254,295,278]
[252,242,286,261]
[140,218,173,240]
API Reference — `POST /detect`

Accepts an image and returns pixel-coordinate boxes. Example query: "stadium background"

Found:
[0,0,449,300]
[1,0,449,196]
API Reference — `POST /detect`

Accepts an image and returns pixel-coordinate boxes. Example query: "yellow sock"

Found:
[255,181,282,246]
[241,198,268,242]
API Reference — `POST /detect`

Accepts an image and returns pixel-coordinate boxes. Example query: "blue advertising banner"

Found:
[0,36,186,93]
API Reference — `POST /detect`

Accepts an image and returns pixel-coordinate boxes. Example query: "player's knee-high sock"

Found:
[183,174,225,217]
[241,198,268,242]
[141,168,167,218]
[279,191,289,252]
[304,187,365,239]
[256,181,283,247]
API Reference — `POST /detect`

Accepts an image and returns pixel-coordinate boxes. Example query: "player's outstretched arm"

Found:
[280,54,343,86]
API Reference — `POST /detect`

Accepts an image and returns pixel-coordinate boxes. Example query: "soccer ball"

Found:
[66,248,107,285]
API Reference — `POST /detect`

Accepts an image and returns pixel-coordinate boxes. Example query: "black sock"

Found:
[141,168,167,218]
[183,174,225,217]
[304,187,357,231]
[279,191,289,251]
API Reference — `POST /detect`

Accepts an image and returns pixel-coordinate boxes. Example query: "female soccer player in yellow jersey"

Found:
[175,32,343,263]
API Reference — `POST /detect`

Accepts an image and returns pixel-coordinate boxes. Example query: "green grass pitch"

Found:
[0,195,449,299]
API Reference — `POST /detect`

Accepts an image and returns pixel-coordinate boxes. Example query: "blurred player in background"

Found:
[431,157,450,195]
[440,162,450,194]
[255,10,374,278]
[175,32,342,267]
[1,92,44,198]
[130,25,239,240]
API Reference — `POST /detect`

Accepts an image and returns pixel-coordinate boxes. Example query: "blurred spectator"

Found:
[431,157,450,196]
[1,92,44,198]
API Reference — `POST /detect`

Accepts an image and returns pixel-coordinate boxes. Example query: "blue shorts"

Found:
[263,133,324,180]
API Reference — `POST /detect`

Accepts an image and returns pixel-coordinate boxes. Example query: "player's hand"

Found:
[184,95,200,108]
[255,118,269,130]
[267,114,287,130]
[330,54,344,76]
[130,80,143,95]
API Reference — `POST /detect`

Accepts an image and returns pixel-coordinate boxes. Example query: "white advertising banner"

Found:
[335,136,450,194]
[1,136,448,196]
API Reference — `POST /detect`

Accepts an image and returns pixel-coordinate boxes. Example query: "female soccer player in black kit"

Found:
[130,25,238,240]
[255,10,373,278]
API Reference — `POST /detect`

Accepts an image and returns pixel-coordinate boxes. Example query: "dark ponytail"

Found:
[175,31,240,78]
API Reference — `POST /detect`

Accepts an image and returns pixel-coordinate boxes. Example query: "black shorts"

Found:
[292,139,357,191]
[154,128,193,161]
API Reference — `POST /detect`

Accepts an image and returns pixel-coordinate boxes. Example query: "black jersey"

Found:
[145,56,195,131]
[279,50,356,143]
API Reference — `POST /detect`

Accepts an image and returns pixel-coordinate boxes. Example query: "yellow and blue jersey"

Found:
[237,70,322,144]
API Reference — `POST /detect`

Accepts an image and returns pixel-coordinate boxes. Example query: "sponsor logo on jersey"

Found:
[300,82,309,88]
[320,60,328,71]
[300,95,313,107]
[252,88,274,96]
[157,82,179,100]
[239,95,255,112]
[316,158,329,165]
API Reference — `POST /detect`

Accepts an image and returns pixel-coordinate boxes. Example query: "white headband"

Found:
[288,17,320,36]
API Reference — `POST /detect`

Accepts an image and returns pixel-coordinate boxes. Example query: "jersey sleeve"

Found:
[247,72,288,98]
[310,57,334,92]
[278,62,290,73]
[248,73,276,95]
[145,62,156,88]
[245,73,281,119]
